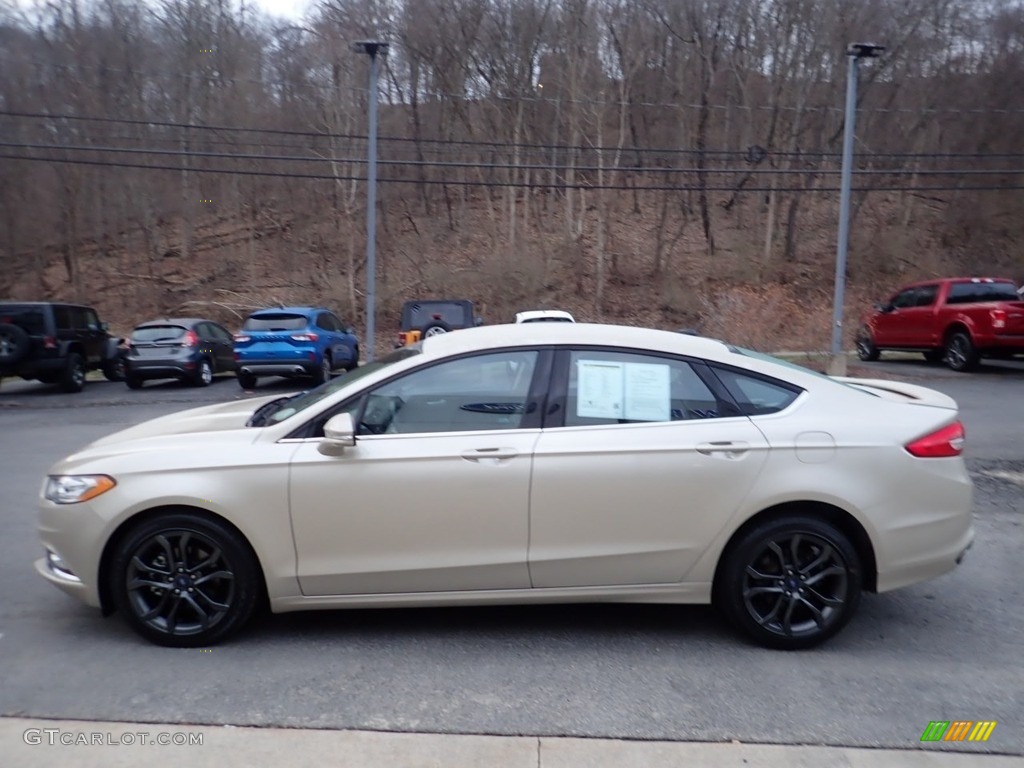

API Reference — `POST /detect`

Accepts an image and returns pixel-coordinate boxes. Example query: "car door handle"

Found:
[696,441,750,458]
[461,448,519,462]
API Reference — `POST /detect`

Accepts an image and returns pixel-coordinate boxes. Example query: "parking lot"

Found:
[1,359,1022,755]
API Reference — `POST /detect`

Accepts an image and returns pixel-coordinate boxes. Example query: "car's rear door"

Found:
[527,348,771,588]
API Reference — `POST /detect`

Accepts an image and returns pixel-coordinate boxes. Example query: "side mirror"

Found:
[875,303,894,313]
[345,327,356,335]
[474,316,484,327]
[318,412,356,456]
[100,321,110,331]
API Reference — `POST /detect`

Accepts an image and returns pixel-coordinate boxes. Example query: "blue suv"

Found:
[234,307,359,389]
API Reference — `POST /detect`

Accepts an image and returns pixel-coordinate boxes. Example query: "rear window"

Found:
[946,282,1018,304]
[132,325,186,342]
[403,303,470,329]
[521,317,573,323]
[0,306,46,334]
[243,313,308,331]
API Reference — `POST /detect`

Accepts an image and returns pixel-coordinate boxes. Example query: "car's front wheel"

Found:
[111,513,262,647]
[716,516,862,650]
[855,327,880,361]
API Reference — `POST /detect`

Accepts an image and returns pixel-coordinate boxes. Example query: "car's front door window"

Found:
[361,350,540,435]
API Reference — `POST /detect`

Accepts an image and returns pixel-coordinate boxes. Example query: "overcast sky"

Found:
[251,0,310,22]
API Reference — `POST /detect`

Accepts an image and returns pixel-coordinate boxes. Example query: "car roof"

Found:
[248,306,326,316]
[515,310,575,322]
[421,322,732,358]
[134,318,211,327]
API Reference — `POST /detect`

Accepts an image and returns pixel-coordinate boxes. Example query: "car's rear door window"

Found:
[709,366,801,416]
[559,349,735,426]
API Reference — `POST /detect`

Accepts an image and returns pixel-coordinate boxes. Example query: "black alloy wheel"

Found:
[717,516,862,650]
[945,332,979,372]
[111,513,261,647]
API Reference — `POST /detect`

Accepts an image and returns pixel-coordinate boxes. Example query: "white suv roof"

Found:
[514,310,576,324]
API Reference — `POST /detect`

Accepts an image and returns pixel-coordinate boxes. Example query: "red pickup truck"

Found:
[856,277,1024,371]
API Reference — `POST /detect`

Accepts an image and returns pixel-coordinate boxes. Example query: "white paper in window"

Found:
[624,363,670,421]
[576,360,623,419]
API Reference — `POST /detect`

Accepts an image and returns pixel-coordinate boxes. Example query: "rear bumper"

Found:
[238,361,317,377]
[126,359,197,379]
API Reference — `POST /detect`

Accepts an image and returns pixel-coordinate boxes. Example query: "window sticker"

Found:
[576,360,624,419]
[624,363,670,421]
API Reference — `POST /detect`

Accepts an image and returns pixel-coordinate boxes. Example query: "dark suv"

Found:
[395,299,483,347]
[0,301,124,392]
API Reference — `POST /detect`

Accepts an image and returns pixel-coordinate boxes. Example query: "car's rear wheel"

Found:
[716,516,862,650]
[59,353,86,393]
[237,371,257,389]
[125,373,144,389]
[102,357,125,382]
[192,358,214,387]
[111,513,261,647]
[422,321,451,338]
[855,327,880,361]
[945,331,979,372]
[312,354,331,385]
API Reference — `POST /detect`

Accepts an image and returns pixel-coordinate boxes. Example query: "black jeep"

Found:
[395,299,483,347]
[0,302,125,392]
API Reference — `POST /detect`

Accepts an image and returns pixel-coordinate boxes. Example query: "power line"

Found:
[5,110,1024,160]
[4,141,1024,177]
[3,152,1022,193]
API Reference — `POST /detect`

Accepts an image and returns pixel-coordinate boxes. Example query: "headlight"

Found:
[45,475,117,504]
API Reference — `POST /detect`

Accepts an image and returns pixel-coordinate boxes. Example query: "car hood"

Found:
[58,395,283,466]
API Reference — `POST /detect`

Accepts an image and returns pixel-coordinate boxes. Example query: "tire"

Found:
[125,373,144,390]
[922,350,944,364]
[0,323,30,364]
[192,357,214,387]
[102,356,125,382]
[110,512,262,647]
[346,346,360,372]
[854,327,880,362]
[59,353,86,393]
[421,320,451,338]
[945,331,979,372]
[237,371,257,389]
[312,353,331,385]
[716,516,862,650]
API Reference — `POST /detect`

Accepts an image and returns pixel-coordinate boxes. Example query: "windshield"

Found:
[257,346,422,426]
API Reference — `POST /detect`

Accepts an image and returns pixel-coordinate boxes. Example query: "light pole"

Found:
[352,40,389,361]
[829,42,884,376]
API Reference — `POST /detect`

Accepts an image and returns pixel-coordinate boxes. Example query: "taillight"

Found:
[43,335,57,349]
[234,334,250,343]
[397,332,408,345]
[990,309,1006,330]
[182,330,199,347]
[290,332,319,342]
[905,421,965,458]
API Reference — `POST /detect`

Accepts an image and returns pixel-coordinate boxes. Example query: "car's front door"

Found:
[288,349,547,596]
[872,287,919,346]
[528,349,771,588]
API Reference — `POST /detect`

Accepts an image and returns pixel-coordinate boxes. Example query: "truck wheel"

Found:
[945,332,979,372]
[60,353,87,393]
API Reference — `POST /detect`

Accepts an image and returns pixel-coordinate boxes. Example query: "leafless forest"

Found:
[1,0,1023,351]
